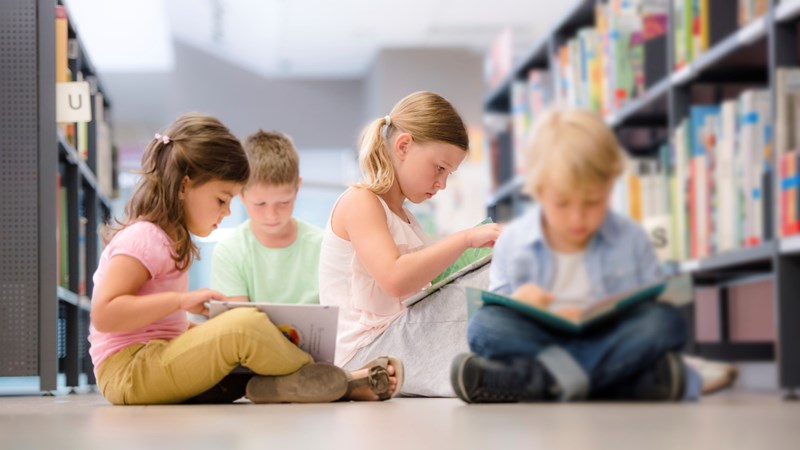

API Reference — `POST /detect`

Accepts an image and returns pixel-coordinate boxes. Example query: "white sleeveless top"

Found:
[319,188,429,366]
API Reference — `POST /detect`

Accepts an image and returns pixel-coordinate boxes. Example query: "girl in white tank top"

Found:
[319,92,501,396]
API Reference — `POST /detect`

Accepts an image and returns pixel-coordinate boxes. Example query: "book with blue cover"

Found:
[466,275,692,335]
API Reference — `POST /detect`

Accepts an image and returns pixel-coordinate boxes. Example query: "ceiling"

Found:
[64,0,573,78]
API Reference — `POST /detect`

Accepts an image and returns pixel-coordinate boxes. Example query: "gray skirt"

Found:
[343,265,490,397]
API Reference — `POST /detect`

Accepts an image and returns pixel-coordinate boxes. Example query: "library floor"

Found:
[2,378,799,450]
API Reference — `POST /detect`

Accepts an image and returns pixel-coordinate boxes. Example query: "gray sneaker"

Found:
[246,363,349,404]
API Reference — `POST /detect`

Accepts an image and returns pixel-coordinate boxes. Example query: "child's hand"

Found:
[179,288,229,316]
[465,223,502,248]
[511,283,554,309]
[554,306,582,323]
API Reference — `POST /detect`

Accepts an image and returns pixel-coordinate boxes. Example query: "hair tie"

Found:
[154,133,171,145]
[380,115,392,141]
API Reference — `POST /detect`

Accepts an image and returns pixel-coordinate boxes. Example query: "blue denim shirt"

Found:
[489,206,664,298]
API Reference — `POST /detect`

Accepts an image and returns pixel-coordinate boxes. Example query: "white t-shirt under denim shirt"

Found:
[489,205,664,300]
[550,250,593,311]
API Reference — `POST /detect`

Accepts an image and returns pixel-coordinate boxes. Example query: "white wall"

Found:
[105,39,366,160]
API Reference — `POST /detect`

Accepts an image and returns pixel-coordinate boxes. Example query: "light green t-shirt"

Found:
[211,219,323,304]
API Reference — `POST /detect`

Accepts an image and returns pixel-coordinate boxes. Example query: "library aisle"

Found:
[2,1,800,447]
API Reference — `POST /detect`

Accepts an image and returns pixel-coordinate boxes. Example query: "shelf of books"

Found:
[54,1,117,390]
[0,0,116,392]
[483,0,799,395]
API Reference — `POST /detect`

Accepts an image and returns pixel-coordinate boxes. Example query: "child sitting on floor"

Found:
[451,109,703,403]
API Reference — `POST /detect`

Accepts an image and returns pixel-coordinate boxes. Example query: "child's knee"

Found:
[467,306,508,343]
[637,303,687,349]
[220,306,271,330]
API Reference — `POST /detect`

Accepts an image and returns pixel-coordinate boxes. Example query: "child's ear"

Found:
[295,176,302,191]
[178,175,190,200]
[394,133,412,160]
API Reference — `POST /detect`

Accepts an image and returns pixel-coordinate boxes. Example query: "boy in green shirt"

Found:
[212,130,322,304]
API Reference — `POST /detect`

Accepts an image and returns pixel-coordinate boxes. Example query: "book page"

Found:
[208,302,339,364]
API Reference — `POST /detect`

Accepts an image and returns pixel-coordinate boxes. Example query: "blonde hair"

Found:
[524,108,624,198]
[109,113,249,271]
[242,130,299,189]
[354,91,469,194]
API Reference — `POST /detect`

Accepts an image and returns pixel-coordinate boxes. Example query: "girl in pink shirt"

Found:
[89,113,399,404]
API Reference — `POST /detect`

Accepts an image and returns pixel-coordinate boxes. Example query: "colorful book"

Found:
[403,219,494,307]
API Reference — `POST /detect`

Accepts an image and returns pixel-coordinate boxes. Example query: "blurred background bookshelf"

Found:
[482,0,798,398]
[1,0,117,392]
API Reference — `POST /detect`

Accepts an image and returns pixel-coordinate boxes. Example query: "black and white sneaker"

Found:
[600,352,686,401]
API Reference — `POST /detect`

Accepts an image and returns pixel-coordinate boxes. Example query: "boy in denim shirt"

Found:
[451,109,701,402]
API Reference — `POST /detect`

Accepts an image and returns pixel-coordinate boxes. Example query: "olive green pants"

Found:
[96,307,313,405]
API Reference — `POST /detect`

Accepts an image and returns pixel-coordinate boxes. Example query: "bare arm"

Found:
[91,254,228,332]
[334,189,501,298]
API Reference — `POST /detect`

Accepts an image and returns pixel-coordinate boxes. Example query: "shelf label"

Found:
[644,215,672,262]
[681,260,700,272]
[56,81,92,123]
[781,236,800,254]
[777,0,800,22]
[737,18,765,45]
[671,65,693,85]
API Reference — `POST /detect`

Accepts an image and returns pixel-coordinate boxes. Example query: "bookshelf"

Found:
[0,0,116,392]
[483,0,799,398]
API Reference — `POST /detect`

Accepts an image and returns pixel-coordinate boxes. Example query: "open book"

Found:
[466,275,692,335]
[402,248,492,307]
[208,301,339,364]
[401,218,494,307]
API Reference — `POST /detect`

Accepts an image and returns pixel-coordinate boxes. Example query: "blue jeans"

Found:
[467,302,687,396]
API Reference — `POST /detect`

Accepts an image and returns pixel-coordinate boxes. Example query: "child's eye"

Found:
[217,199,227,206]
[436,166,445,173]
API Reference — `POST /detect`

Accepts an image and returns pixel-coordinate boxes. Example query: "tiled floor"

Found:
[1,387,799,450]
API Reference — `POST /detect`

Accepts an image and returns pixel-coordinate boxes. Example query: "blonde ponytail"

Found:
[354,116,396,194]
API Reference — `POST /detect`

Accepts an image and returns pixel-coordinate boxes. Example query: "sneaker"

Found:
[450,353,553,403]
[246,363,349,404]
[609,352,686,401]
[683,355,737,395]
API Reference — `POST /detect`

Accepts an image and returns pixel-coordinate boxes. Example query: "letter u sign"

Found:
[68,94,82,110]
[56,81,92,123]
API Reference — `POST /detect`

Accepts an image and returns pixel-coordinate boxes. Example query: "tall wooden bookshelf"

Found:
[0,0,116,392]
[484,0,799,398]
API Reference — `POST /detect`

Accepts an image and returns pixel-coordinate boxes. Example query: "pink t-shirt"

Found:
[88,221,189,369]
